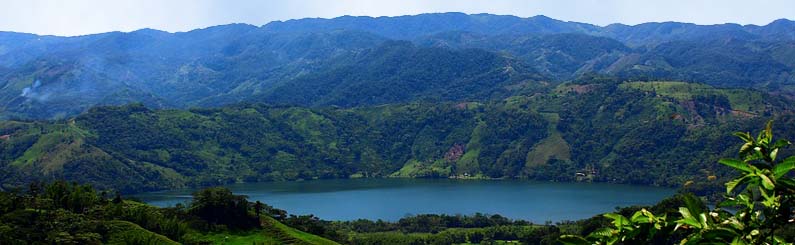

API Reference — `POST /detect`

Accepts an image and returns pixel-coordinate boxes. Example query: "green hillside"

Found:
[2,78,794,195]
[620,81,770,113]
[0,181,338,244]
[187,216,338,245]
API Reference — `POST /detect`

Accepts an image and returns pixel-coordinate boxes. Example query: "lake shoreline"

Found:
[134,178,676,223]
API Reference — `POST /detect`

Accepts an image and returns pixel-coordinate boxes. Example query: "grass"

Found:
[190,230,282,245]
[9,123,90,168]
[620,81,713,100]
[389,159,451,178]
[525,113,571,167]
[186,216,338,245]
[390,160,423,177]
[105,220,179,245]
[620,81,767,113]
[348,226,539,244]
[452,120,488,175]
[262,216,339,245]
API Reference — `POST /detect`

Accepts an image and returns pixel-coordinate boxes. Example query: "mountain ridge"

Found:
[3,12,793,40]
[1,12,794,120]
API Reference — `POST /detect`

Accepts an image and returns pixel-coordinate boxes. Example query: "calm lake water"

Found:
[135,179,675,222]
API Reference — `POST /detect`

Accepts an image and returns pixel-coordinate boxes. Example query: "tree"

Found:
[189,187,259,229]
[561,120,795,244]
[254,200,264,218]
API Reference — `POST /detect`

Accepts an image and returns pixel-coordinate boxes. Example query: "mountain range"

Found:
[1,12,794,119]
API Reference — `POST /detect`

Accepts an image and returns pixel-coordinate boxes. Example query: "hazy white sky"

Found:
[1,0,794,36]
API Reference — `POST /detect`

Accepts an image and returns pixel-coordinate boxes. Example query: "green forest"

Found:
[2,77,794,196]
[1,121,794,244]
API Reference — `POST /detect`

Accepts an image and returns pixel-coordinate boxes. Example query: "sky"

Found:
[1,0,794,36]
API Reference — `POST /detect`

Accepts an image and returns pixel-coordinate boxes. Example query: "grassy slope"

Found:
[110,200,335,244]
[105,220,180,245]
[348,226,542,244]
[525,112,571,168]
[261,216,339,245]
[9,121,90,168]
[620,81,767,113]
[113,208,336,244]
[190,230,283,245]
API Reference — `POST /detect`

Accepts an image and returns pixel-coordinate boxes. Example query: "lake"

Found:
[135,179,675,222]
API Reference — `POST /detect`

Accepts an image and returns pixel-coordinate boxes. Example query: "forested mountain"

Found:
[2,12,795,197]
[2,76,794,193]
[1,13,795,119]
[257,41,544,107]
[0,26,388,119]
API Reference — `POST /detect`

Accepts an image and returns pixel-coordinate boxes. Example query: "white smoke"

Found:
[19,79,50,101]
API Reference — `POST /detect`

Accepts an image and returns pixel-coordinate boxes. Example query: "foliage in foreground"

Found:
[561,121,795,244]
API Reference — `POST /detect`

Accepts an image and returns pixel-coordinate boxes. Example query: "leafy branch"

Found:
[562,120,795,245]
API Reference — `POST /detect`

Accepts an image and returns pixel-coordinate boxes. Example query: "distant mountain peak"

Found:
[131,28,170,36]
[772,18,794,23]
[530,15,554,21]
[768,18,795,26]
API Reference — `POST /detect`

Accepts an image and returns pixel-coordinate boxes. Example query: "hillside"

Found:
[0,181,339,244]
[2,77,793,193]
[257,41,544,107]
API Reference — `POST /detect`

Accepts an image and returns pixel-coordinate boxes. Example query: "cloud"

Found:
[1,0,793,36]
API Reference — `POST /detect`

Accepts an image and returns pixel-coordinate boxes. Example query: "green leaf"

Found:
[759,173,775,190]
[777,178,795,190]
[733,132,753,143]
[772,139,791,149]
[730,236,747,245]
[770,148,779,162]
[682,232,703,245]
[725,177,745,194]
[759,187,778,208]
[721,217,745,231]
[558,235,591,245]
[701,228,738,240]
[739,142,753,157]
[774,156,795,179]
[604,213,630,229]
[630,209,657,224]
[718,158,752,173]
[698,212,710,228]
[683,191,706,215]
[773,235,790,244]
[587,227,615,239]
[676,207,702,229]
[765,120,773,141]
